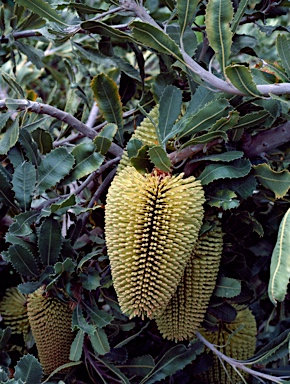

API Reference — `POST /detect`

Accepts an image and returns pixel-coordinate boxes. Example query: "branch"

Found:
[195,331,284,383]
[120,0,290,96]
[0,99,123,157]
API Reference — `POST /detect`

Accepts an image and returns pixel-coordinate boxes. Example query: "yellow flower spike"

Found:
[105,166,205,319]
[199,306,257,384]
[155,224,224,341]
[27,287,74,375]
[0,287,29,334]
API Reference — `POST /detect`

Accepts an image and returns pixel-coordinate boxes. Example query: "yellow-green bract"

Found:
[105,166,205,319]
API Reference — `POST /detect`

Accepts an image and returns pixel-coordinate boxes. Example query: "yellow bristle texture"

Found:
[155,225,223,341]
[105,166,205,319]
[0,287,29,334]
[199,306,257,383]
[118,105,159,173]
[27,287,74,375]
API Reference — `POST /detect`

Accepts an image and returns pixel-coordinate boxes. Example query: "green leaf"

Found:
[158,85,182,145]
[9,211,40,236]
[190,150,244,163]
[36,147,74,194]
[209,110,240,132]
[124,355,155,377]
[214,276,242,298]
[167,25,197,56]
[0,115,20,155]
[187,86,216,115]
[0,111,14,132]
[49,195,76,215]
[31,128,53,154]
[1,72,25,98]
[72,305,96,335]
[14,0,68,26]
[131,21,183,61]
[276,34,290,78]
[8,244,39,277]
[205,0,233,74]
[198,158,251,185]
[140,341,204,384]
[0,166,17,208]
[79,267,101,291]
[127,138,143,158]
[94,123,117,155]
[18,281,42,294]
[253,163,290,198]
[225,65,261,96]
[148,145,172,172]
[90,328,110,355]
[70,330,84,362]
[235,110,270,130]
[81,20,135,43]
[91,74,123,145]
[231,0,249,34]
[177,0,201,39]
[61,143,104,184]
[180,130,228,149]
[54,258,75,275]
[14,41,44,70]
[130,145,153,174]
[38,217,62,266]
[18,128,41,166]
[268,208,290,306]
[207,189,239,210]
[12,162,36,211]
[14,354,43,384]
[95,357,130,384]
[82,301,113,328]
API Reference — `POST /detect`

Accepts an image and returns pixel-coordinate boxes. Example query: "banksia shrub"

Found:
[118,105,159,172]
[27,287,74,375]
[156,224,223,341]
[199,306,257,383]
[0,287,29,334]
[105,166,205,319]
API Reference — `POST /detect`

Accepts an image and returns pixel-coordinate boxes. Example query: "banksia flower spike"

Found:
[118,105,159,173]
[0,287,29,334]
[105,166,205,319]
[27,287,74,375]
[199,306,257,384]
[155,224,223,341]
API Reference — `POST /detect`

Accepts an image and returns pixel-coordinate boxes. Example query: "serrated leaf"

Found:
[54,258,75,274]
[0,166,17,208]
[177,0,201,39]
[209,110,239,132]
[14,354,42,384]
[14,0,68,26]
[214,276,242,298]
[91,74,123,145]
[82,301,113,328]
[205,0,233,74]
[131,21,183,61]
[105,347,128,364]
[140,341,204,384]
[254,163,290,198]
[231,0,248,34]
[12,162,36,211]
[130,145,153,174]
[72,305,96,335]
[38,217,62,266]
[235,110,270,129]
[31,128,53,154]
[207,189,239,210]
[198,158,251,185]
[0,111,14,132]
[17,281,42,294]
[180,130,228,149]
[268,208,290,306]
[18,128,41,166]
[124,355,155,377]
[9,211,39,236]
[50,194,76,214]
[191,150,244,163]
[158,85,182,146]
[187,86,216,115]
[81,20,135,42]
[276,34,290,78]
[94,123,117,155]
[148,145,171,172]
[0,115,20,155]
[36,147,74,194]
[70,330,84,362]
[96,357,130,384]
[67,143,104,182]
[167,25,197,56]
[1,72,24,98]
[127,138,143,158]
[8,244,39,277]
[14,41,44,70]
[225,65,261,96]
[90,328,110,355]
[79,267,101,290]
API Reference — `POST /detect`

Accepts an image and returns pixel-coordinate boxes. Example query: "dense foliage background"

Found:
[1,0,290,383]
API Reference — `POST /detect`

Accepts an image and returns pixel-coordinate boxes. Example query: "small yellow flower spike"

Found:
[199,306,257,384]
[0,287,29,334]
[155,224,224,341]
[27,287,74,375]
[105,166,205,319]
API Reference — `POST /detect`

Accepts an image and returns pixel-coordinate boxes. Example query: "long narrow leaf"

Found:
[12,162,36,211]
[8,244,39,277]
[225,65,261,96]
[177,0,201,39]
[268,208,290,305]
[38,217,62,266]
[276,34,290,78]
